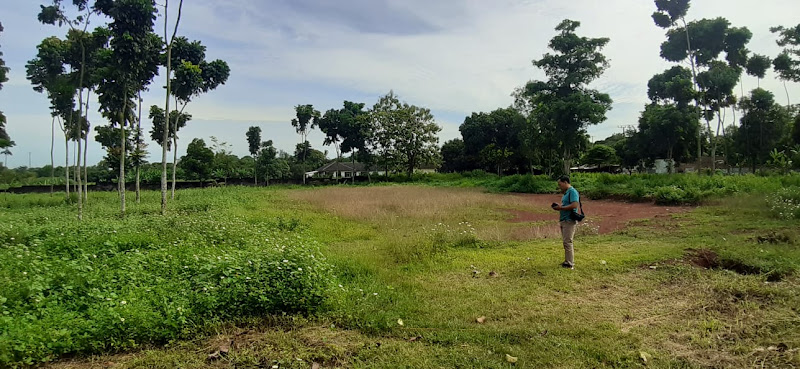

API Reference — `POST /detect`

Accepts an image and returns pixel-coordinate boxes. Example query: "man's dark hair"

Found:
[558,175,570,184]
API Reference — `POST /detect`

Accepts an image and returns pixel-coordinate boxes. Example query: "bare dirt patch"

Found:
[504,194,691,235]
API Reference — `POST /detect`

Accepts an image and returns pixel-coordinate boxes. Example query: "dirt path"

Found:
[503,194,692,235]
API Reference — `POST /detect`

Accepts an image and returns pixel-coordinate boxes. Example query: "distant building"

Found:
[306,161,386,179]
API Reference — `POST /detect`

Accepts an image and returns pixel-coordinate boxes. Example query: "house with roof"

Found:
[306,161,380,179]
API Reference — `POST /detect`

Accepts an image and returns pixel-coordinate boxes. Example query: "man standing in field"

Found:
[552,176,579,269]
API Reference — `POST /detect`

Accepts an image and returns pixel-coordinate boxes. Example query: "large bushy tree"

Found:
[517,20,612,174]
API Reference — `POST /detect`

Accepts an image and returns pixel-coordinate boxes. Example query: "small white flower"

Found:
[298,267,303,271]
[120,301,127,305]
[22,272,27,275]
[373,293,378,296]
[120,318,125,322]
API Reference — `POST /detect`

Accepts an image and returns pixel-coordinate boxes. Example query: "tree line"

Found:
[2,0,800,220]
[17,0,229,219]
[440,1,800,176]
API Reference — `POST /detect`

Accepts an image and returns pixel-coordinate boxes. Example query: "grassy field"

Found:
[1,183,799,368]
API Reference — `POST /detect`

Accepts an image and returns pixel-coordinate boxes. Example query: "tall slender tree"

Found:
[166,37,230,198]
[95,0,161,217]
[652,0,701,158]
[658,16,751,171]
[160,0,184,215]
[0,22,12,151]
[26,36,74,199]
[38,0,104,219]
[518,20,612,174]
[771,24,800,107]
[291,104,319,184]
[246,126,262,185]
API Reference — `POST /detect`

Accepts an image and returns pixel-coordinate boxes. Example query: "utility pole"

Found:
[28,152,31,168]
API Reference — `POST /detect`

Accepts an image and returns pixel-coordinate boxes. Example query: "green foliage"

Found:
[517,19,612,172]
[735,89,792,170]
[745,54,772,82]
[439,139,470,173]
[148,105,191,150]
[652,0,690,28]
[768,187,800,219]
[771,24,800,83]
[180,138,214,181]
[582,145,619,166]
[0,188,333,367]
[368,92,442,177]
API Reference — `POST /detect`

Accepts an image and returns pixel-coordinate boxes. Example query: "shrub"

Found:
[0,189,333,367]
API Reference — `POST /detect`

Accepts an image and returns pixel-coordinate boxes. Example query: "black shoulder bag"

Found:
[569,191,585,222]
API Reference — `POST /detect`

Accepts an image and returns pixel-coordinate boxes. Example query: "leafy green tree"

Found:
[337,101,370,183]
[38,0,108,216]
[246,126,261,184]
[292,142,326,179]
[26,36,74,198]
[517,20,612,174]
[291,104,320,183]
[582,145,619,167]
[208,136,236,181]
[639,66,700,167]
[771,24,800,107]
[166,37,230,198]
[180,138,214,182]
[94,0,162,217]
[735,88,792,172]
[0,22,11,150]
[318,108,344,163]
[745,54,772,88]
[440,139,470,173]
[94,124,133,175]
[390,100,441,178]
[369,91,404,176]
[159,0,186,214]
[659,16,751,170]
[148,106,191,150]
[256,140,278,185]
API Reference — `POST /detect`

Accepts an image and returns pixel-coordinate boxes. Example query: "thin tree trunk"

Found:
[172,133,177,198]
[84,93,91,203]
[50,116,55,196]
[76,87,84,220]
[119,97,128,218]
[161,0,184,215]
[136,92,142,203]
[681,17,702,161]
[784,81,791,108]
[73,140,78,193]
[84,128,89,202]
[62,118,69,199]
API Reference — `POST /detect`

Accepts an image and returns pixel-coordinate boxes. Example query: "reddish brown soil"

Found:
[503,194,692,235]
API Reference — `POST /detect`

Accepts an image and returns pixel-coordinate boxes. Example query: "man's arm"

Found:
[554,202,578,211]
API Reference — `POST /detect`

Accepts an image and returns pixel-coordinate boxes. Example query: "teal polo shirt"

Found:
[560,187,580,222]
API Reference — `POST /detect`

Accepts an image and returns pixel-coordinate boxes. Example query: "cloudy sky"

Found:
[1,0,799,168]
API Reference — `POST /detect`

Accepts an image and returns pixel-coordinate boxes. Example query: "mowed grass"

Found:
[19,185,800,368]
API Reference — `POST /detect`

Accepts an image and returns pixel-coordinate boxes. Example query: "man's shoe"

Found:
[561,262,574,269]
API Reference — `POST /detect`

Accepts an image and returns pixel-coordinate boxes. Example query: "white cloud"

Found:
[2,0,800,168]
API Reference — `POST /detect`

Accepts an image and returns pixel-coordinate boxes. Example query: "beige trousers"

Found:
[560,220,577,266]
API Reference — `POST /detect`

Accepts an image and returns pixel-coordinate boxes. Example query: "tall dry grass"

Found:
[290,186,542,223]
